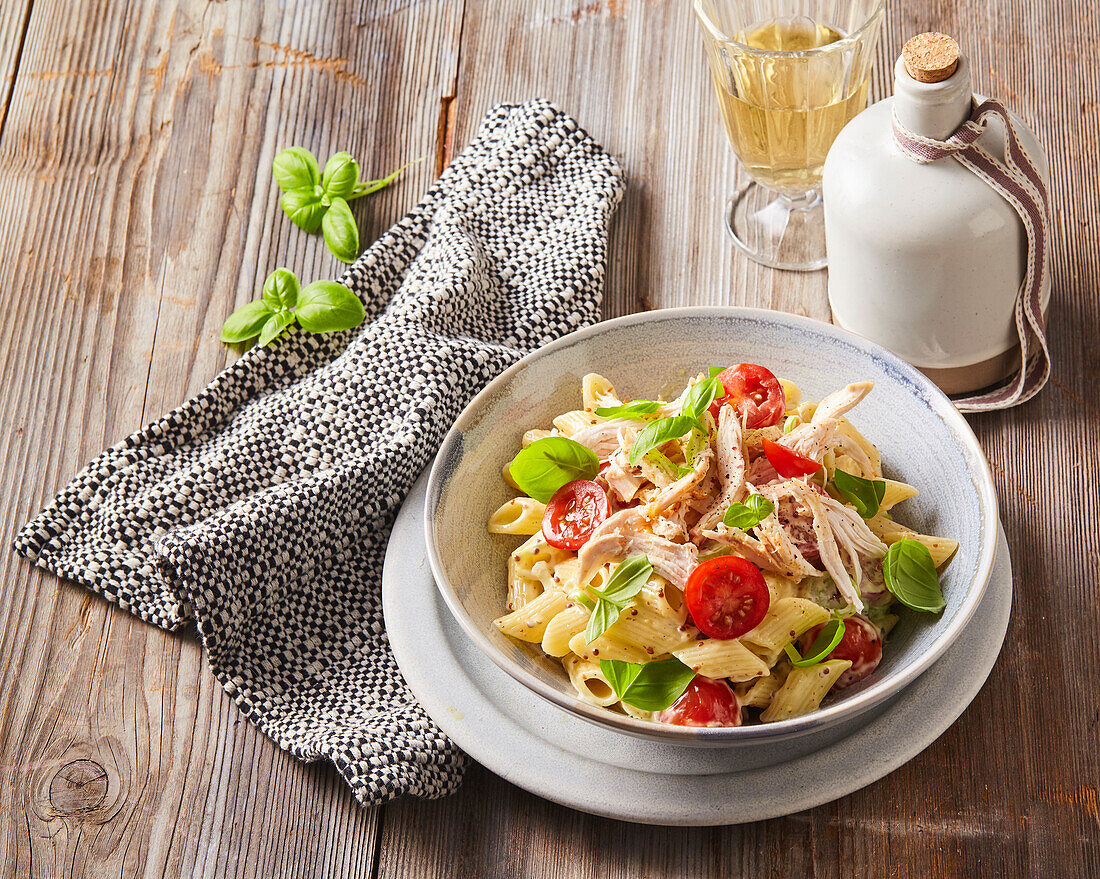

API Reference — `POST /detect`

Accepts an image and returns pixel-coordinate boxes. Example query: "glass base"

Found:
[725,184,827,272]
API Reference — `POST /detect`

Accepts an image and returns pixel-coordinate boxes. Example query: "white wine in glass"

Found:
[695,1,885,271]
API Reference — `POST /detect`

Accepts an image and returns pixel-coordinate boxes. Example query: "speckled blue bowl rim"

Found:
[424,306,999,744]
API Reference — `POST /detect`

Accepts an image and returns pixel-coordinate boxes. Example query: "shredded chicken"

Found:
[691,406,746,538]
[577,508,698,589]
[604,444,645,502]
[571,419,638,459]
[644,442,714,518]
[830,431,875,478]
[783,382,873,463]
[705,520,819,579]
[773,480,887,613]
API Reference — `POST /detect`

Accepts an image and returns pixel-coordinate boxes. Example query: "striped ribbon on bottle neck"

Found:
[891,98,1051,413]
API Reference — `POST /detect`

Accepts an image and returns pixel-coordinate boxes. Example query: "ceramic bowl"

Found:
[425,307,998,760]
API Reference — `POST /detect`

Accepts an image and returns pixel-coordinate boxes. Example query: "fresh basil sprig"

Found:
[584,555,653,643]
[220,268,366,347]
[783,617,846,667]
[599,657,696,712]
[273,146,414,264]
[681,377,723,428]
[709,366,727,379]
[883,539,945,613]
[594,400,660,419]
[629,416,696,466]
[833,469,886,519]
[722,494,775,530]
[509,437,599,503]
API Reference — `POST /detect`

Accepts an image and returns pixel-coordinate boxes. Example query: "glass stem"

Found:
[780,189,823,211]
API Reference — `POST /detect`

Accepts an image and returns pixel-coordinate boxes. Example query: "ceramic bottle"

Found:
[823,35,1051,394]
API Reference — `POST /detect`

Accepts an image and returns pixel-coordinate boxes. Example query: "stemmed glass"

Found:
[694,0,885,271]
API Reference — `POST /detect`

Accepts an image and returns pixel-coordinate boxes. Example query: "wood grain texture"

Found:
[0,0,1097,876]
[0,0,461,875]
[374,1,1100,877]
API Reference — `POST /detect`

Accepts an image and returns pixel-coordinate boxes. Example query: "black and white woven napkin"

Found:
[14,101,625,805]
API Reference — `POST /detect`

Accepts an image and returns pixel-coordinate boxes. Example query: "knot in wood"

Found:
[49,759,108,815]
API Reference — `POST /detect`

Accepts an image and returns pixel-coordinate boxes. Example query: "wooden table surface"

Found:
[1,0,1097,876]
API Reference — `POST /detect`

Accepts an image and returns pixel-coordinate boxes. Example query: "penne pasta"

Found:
[494,589,570,642]
[742,597,832,653]
[761,660,852,722]
[552,409,600,437]
[674,638,770,682]
[866,514,959,568]
[488,497,546,535]
[565,656,619,707]
[582,373,619,411]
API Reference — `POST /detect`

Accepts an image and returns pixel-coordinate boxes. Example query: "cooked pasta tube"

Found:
[488,497,546,535]
[761,660,852,722]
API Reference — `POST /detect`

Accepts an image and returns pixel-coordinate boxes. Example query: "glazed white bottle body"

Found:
[823,55,1051,394]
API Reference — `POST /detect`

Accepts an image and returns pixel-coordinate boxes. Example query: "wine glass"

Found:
[695,0,885,271]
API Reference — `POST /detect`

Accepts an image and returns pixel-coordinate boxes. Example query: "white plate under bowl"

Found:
[384,472,1012,825]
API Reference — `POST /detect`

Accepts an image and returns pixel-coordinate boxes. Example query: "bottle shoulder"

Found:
[823,96,1045,246]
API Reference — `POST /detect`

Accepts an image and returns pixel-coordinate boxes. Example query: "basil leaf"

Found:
[833,469,886,519]
[643,448,681,482]
[584,599,618,645]
[599,657,696,712]
[594,400,660,419]
[294,281,366,334]
[708,366,726,379]
[220,300,274,343]
[261,268,299,311]
[629,416,696,466]
[883,539,945,613]
[321,196,360,263]
[722,494,775,529]
[783,618,846,667]
[280,189,326,233]
[508,437,599,503]
[273,146,320,193]
[683,424,707,465]
[681,377,723,424]
[596,555,652,606]
[322,151,360,200]
[258,310,295,347]
[349,160,414,199]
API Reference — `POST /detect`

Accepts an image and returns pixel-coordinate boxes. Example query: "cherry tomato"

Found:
[800,615,883,690]
[656,676,743,727]
[684,556,770,640]
[762,437,822,478]
[542,480,609,551]
[708,363,786,429]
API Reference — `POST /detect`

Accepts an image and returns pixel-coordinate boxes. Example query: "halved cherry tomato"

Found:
[684,556,770,640]
[708,363,786,429]
[656,676,742,727]
[800,615,883,690]
[762,437,822,478]
[542,480,609,550]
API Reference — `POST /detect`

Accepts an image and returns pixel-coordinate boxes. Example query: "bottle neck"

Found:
[893,54,973,140]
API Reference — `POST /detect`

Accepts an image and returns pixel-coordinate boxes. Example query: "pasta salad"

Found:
[488,364,957,727]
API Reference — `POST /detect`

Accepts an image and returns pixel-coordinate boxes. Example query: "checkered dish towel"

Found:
[14,101,625,805]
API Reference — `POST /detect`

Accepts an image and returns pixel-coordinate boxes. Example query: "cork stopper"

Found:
[902,32,960,83]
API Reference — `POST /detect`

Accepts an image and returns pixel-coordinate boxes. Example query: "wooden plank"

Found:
[0,0,463,876]
[0,0,32,136]
[374,0,1100,877]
